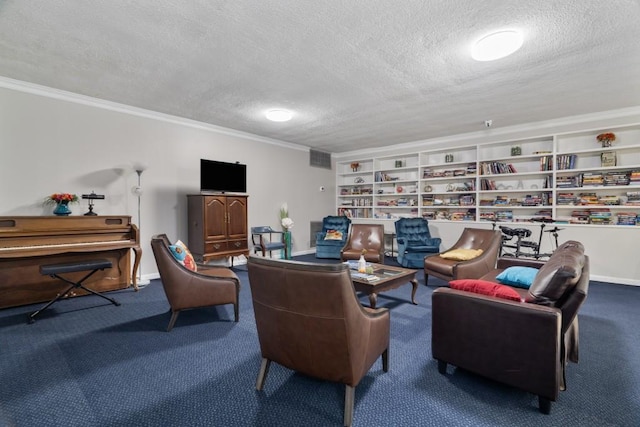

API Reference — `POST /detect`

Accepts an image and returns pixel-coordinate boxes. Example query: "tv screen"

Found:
[200,159,247,193]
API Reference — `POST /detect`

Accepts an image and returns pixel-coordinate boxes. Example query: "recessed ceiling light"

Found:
[471,30,523,61]
[265,109,293,122]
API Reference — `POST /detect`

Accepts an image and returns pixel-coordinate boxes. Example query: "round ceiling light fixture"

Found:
[471,30,523,61]
[265,109,293,122]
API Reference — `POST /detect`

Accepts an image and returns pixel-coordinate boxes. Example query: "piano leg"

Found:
[131,245,142,291]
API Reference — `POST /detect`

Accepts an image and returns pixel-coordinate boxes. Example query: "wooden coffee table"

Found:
[351,263,418,309]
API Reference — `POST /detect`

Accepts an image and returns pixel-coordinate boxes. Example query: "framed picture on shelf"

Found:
[601,151,616,167]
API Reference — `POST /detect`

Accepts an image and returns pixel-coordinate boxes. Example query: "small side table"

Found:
[383,232,396,258]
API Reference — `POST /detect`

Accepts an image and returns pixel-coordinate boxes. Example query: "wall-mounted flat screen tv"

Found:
[200,159,247,193]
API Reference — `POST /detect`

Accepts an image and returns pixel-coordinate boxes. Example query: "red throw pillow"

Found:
[449,279,522,302]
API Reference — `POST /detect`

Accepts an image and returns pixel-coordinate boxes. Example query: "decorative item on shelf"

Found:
[424,185,433,192]
[395,160,403,168]
[396,185,403,193]
[280,202,294,260]
[511,146,522,156]
[445,153,454,163]
[601,151,617,167]
[350,162,360,172]
[354,177,364,183]
[44,193,79,216]
[596,132,616,148]
[81,191,105,216]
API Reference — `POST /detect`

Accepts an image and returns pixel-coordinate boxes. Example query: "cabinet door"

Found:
[203,196,227,241]
[227,196,248,239]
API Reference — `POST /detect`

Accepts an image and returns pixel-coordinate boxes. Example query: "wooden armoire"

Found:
[187,194,249,264]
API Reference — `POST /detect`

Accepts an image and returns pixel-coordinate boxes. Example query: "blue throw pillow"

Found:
[496,266,539,289]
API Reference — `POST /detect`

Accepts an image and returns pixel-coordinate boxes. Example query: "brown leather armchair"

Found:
[340,223,385,264]
[432,241,589,413]
[423,227,502,285]
[247,256,390,427]
[150,234,240,331]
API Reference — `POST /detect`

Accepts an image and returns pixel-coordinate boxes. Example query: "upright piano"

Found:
[0,216,141,309]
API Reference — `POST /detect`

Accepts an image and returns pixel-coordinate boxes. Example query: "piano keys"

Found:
[0,216,141,309]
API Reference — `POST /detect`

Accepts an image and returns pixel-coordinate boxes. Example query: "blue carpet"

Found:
[0,255,638,426]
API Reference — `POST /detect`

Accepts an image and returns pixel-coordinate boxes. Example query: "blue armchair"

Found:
[394,218,441,268]
[315,216,351,259]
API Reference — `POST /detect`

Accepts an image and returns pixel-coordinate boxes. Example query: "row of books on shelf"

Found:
[340,186,373,195]
[422,164,476,178]
[338,208,372,219]
[556,170,640,188]
[422,194,475,206]
[479,193,551,206]
[422,210,476,221]
[556,154,577,170]
[555,192,640,206]
[479,210,553,222]
[377,198,417,206]
[564,208,640,225]
[539,155,553,171]
[339,198,372,206]
[480,162,517,175]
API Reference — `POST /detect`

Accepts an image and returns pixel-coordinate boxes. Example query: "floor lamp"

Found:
[132,168,150,286]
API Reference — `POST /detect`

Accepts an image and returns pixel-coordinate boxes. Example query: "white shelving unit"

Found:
[336,124,640,227]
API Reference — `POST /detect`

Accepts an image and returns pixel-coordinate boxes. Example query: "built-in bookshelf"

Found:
[336,124,640,226]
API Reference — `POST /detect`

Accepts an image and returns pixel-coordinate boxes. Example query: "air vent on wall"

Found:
[309,149,332,169]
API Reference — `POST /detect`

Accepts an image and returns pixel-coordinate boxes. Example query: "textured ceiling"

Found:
[1,1,639,153]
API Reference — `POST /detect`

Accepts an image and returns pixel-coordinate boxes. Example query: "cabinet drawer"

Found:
[227,239,248,251]
[205,241,227,253]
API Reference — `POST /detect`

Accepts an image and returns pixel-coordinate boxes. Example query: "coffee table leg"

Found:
[368,293,378,309]
[410,279,418,305]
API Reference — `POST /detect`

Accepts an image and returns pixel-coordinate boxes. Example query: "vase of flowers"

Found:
[279,203,294,259]
[597,132,616,148]
[45,193,79,216]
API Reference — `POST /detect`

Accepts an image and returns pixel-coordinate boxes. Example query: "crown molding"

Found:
[0,76,309,153]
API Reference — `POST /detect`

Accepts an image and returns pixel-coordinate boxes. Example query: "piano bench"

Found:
[28,259,120,324]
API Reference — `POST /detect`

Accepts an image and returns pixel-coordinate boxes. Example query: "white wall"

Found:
[0,84,335,280]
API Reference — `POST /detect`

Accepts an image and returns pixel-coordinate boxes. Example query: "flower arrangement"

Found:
[280,202,294,231]
[44,193,79,205]
[597,132,616,147]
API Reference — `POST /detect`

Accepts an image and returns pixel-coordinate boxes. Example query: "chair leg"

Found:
[424,272,429,286]
[256,358,271,391]
[437,359,447,374]
[382,348,389,372]
[538,396,551,414]
[167,310,180,332]
[344,385,355,427]
[234,302,239,322]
